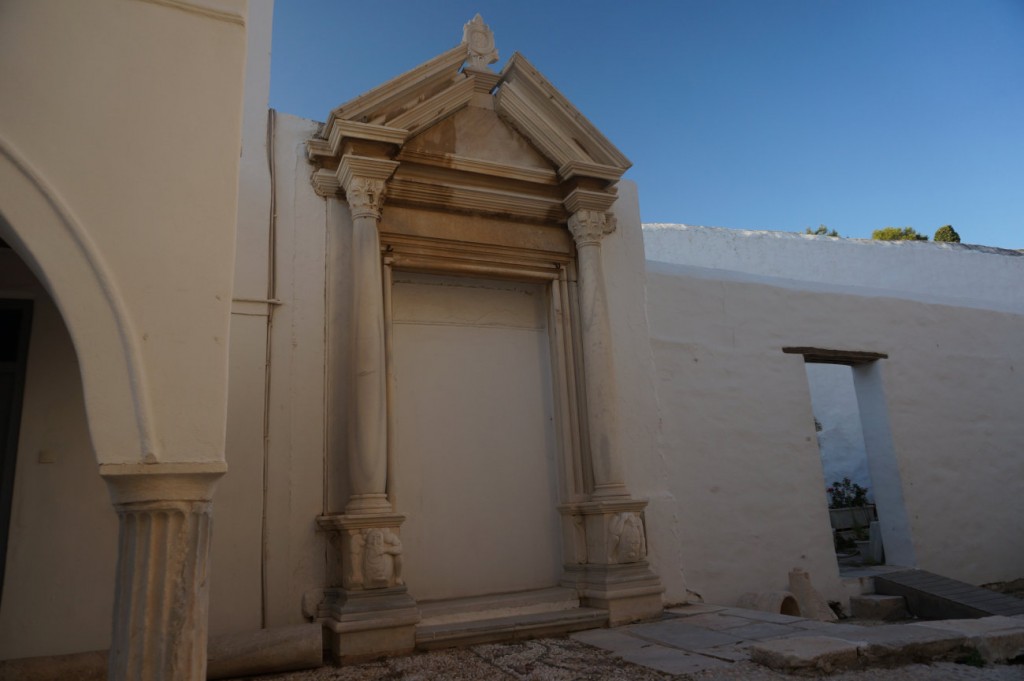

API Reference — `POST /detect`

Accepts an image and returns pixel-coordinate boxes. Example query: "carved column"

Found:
[101,463,225,681]
[567,208,628,499]
[341,155,398,514]
[559,192,663,625]
[316,154,418,662]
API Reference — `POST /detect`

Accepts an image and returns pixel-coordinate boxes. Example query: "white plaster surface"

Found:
[391,273,562,600]
[0,253,117,658]
[643,224,1024,314]
[641,223,1024,603]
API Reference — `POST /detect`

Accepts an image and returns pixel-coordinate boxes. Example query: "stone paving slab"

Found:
[718,607,807,625]
[627,619,747,650]
[673,612,760,630]
[569,627,652,654]
[618,643,735,675]
[912,616,1024,662]
[724,621,796,641]
[749,636,861,673]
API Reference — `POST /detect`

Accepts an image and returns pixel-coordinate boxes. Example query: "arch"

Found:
[0,135,157,464]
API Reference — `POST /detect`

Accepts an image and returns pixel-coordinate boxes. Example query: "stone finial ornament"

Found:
[463,14,498,71]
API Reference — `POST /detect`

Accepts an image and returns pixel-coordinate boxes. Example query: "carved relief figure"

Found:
[362,527,404,589]
[609,512,646,563]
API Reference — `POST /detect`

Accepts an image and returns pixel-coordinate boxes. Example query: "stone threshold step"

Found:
[416,607,609,650]
[418,587,581,626]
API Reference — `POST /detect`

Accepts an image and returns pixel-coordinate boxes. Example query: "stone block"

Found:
[838,624,965,665]
[912,616,1024,662]
[749,636,860,673]
[850,594,908,621]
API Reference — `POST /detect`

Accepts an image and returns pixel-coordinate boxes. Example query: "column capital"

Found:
[568,209,616,248]
[100,461,226,505]
[337,155,400,220]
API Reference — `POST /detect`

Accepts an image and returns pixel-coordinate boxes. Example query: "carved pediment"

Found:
[308,15,629,222]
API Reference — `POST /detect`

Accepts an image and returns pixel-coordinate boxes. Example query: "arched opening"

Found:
[0,237,118,658]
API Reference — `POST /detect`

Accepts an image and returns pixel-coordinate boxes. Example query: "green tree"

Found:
[872,226,928,241]
[934,225,961,243]
[805,225,840,237]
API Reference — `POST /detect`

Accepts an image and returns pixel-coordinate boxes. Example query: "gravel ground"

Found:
[229,637,1024,681]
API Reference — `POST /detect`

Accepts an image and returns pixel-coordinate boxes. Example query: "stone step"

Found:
[416,607,608,650]
[875,569,1024,619]
[417,586,581,626]
[849,594,909,621]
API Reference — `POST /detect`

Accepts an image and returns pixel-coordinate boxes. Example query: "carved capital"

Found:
[336,154,399,220]
[568,209,615,247]
[345,176,388,220]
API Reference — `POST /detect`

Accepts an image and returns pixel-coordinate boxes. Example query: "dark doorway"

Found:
[0,300,33,606]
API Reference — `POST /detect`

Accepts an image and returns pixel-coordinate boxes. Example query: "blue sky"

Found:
[270,1,1024,249]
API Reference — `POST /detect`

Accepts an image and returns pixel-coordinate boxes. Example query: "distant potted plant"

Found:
[827,477,875,531]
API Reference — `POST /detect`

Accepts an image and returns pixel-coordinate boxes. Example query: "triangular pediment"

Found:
[308,16,628,220]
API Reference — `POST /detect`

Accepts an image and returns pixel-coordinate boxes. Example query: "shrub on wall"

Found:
[934,225,961,243]
[871,226,928,241]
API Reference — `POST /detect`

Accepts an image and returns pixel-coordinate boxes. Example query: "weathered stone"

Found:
[850,594,909,621]
[750,636,860,672]
[788,568,839,622]
[912,616,1024,662]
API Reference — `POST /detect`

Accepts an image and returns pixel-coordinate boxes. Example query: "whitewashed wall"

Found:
[641,223,1024,605]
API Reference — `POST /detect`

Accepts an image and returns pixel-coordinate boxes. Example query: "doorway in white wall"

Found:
[788,348,917,570]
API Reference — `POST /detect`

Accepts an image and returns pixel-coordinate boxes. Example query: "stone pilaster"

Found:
[561,191,663,624]
[101,462,225,681]
[316,155,418,662]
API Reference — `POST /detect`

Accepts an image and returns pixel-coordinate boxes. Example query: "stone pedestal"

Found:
[316,513,419,662]
[101,462,225,681]
[559,499,663,625]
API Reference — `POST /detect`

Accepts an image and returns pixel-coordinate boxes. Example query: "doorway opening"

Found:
[0,299,33,605]
[786,347,917,571]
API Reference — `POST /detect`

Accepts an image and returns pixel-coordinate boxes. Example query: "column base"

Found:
[561,562,664,626]
[320,587,420,663]
[559,498,664,626]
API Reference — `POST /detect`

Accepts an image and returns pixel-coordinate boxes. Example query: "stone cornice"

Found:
[495,53,631,173]
[327,44,468,130]
[389,77,475,134]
